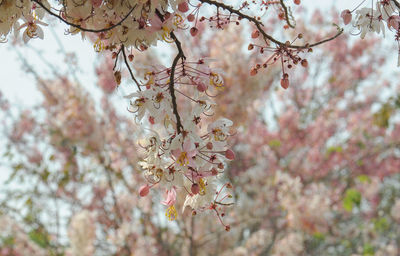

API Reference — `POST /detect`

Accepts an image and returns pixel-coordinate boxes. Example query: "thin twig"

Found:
[392,0,400,9]
[32,0,136,33]
[155,9,185,134]
[280,0,295,28]
[198,0,343,49]
[121,45,142,91]
[169,32,185,134]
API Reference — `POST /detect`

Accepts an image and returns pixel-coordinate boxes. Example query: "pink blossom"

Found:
[341,9,352,25]
[139,184,150,197]
[161,187,177,206]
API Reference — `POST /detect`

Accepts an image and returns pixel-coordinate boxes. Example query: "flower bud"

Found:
[388,15,400,30]
[251,30,260,38]
[187,14,195,22]
[225,149,235,160]
[191,183,200,194]
[294,0,300,5]
[91,0,102,8]
[206,142,213,150]
[139,184,150,197]
[197,82,207,92]
[340,9,352,25]
[178,1,189,12]
[114,71,121,85]
[280,74,289,89]
[190,27,198,37]
[250,67,258,76]
[301,59,308,68]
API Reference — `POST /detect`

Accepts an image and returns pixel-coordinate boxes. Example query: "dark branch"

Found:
[280,0,295,29]
[32,0,136,33]
[155,9,185,134]
[121,45,142,91]
[392,0,400,9]
[198,0,343,49]
[169,31,185,134]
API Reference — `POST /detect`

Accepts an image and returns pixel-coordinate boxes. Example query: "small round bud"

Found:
[340,9,352,25]
[190,27,199,37]
[139,184,150,197]
[206,142,213,150]
[225,225,230,232]
[301,59,308,68]
[248,44,254,50]
[294,0,300,5]
[225,149,235,160]
[280,76,289,89]
[187,14,195,22]
[197,82,207,92]
[250,67,258,76]
[218,163,224,169]
[114,71,121,85]
[178,1,189,12]
[251,30,260,38]
[191,183,200,194]
[128,54,134,62]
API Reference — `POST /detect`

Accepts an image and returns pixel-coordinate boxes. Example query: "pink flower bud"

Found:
[251,30,260,38]
[388,15,400,30]
[340,9,352,25]
[149,116,155,125]
[225,149,235,160]
[190,27,199,37]
[178,1,189,13]
[187,14,195,22]
[294,0,300,5]
[91,0,102,8]
[139,184,150,197]
[280,76,289,89]
[191,183,200,194]
[206,142,213,150]
[301,59,308,68]
[250,67,258,76]
[197,82,207,92]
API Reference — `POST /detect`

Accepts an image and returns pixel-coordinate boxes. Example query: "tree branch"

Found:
[392,0,400,9]
[155,9,185,134]
[198,0,343,49]
[121,45,142,91]
[32,0,136,33]
[169,32,185,134]
[280,0,295,29]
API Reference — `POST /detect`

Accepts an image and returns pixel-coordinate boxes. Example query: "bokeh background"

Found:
[1,1,400,255]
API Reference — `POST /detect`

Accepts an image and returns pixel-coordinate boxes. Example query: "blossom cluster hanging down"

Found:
[340,0,400,66]
[126,58,234,228]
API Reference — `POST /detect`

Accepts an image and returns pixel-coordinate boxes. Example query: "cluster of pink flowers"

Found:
[126,59,234,226]
[341,0,400,65]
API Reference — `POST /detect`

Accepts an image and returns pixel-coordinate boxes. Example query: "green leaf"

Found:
[363,243,374,255]
[357,175,371,183]
[343,188,361,212]
[28,228,49,248]
[326,146,343,155]
[373,103,393,128]
[373,217,389,232]
[268,139,281,148]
